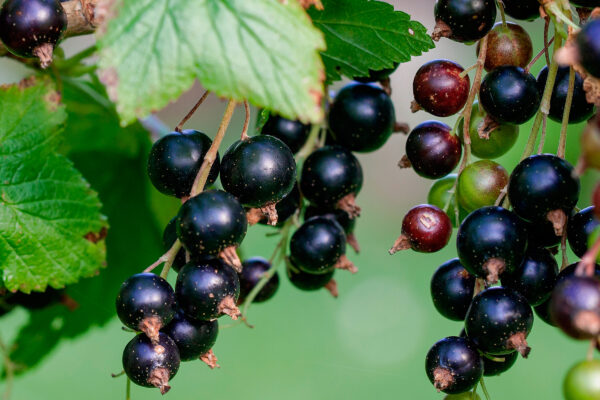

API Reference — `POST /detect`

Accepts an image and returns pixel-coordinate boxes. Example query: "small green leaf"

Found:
[96,0,325,125]
[308,0,435,82]
[0,79,107,293]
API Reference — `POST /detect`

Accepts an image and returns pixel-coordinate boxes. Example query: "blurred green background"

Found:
[1,1,599,399]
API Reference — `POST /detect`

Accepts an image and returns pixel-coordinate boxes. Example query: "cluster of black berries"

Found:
[394,0,600,397]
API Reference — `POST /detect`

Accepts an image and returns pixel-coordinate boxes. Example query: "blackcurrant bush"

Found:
[404,121,462,179]
[147,130,220,198]
[260,115,311,154]
[300,146,363,217]
[390,204,452,254]
[432,0,496,43]
[568,207,599,258]
[122,332,180,394]
[256,184,301,228]
[430,258,475,321]
[457,160,509,213]
[525,218,562,249]
[508,154,580,235]
[563,360,600,400]
[412,60,470,117]
[425,336,483,394]
[458,102,518,159]
[162,217,187,273]
[501,0,540,20]
[477,22,533,72]
[550,275,600,340]
[328,83,395,152]
[116,273,176,343]
[353,63,399,83]
[237,257,280,304]
[427,174,469,227]
[501,249,558,306]
[177,190,247,269]
[0,0,67,67]
[577,19,600,79]
[479,66,541,125]
[304,204,359,253]
[465,286,534,357]
[537,66,594,124]
[457,206,528,284]
[162,311,218,362]
[290,216,356,274]
[175,259,240,321]
[286,262,337,296]
[482,352,518,377]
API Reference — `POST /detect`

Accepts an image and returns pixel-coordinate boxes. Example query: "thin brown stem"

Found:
[557,67,575,159]
[544,17,551,66]
[538,115,548,154]
[241,100,251,141]
[175,90,210,132]
[144,240,182,273]
[526,36,555,72]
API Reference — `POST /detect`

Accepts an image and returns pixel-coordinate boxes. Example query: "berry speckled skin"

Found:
[501,249,558,306]
[478,22,533,72]
[257,184,301,228]
[353,63,399,83]
[0,0,67,58]
[406,121,462,179]
[501,0,540,20]
[220,135,296,208]
[578,19,600,78]
[457,206,528,280]
[508,154,580,223]
[260,115,311,154]
[147,130,220,198]
[457,160,509,212]
[568,207,599,258]
[300,146,363,208]
[483,351,518,376]
[434,0,496,42]
[237,257,280,304]
[425,336,483,394]
[537,66,595,124]
[413,60,470,117]
[290,217,346,274]
[430,258,475,321]
[328,83,395,152]
[176,190,247,256]
[479,66,541,125]
[175,260,240,321]
[465,287,534,355]
[551,276,600,339]
[162,311,218,361]
[162,217,187,272]
[287,263,335,291]
[401,205,453,253]
[122,333,180,390]
[116,273,176,332]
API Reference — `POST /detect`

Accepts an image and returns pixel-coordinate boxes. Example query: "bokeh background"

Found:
[1,1,599,399]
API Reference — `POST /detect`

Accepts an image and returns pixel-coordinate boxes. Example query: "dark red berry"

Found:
[162,311,218,362]
[537,66,594,124]
[550,276,600,340]
[390,204,452,254]
[260,115,311,154]
[501,0,540,20]
[477,22,533,72]
[412,60,470,117]
[568,207,600,258]
[501,249,558,306]
[430,258,475,321]
[433,0,496,43]
[237,257,280,304]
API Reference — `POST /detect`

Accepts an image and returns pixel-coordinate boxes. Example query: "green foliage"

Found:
[308,0,434,82]
[96,0,326,126]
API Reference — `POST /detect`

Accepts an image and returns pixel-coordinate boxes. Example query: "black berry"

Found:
[433,0,496,43]
[550,276,600,340]
[501,249,558,306]
[430,258,476,321]
[256,184,301,228]
[501,0,540,20]
[567,206,599,258]
[260,115,311,154]
[577,19,600,79]
[482,352,518,377]
[286,262,337,296]
[237,257,280,304]
[162,311,218,362]
[304,204,359,253]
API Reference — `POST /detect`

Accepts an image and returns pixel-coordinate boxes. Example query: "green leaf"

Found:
[308,0,435,82]
[96,0,325,126]
[0,79,107,293]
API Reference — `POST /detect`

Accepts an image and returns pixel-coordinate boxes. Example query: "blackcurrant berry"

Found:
[457,206,528,284]
[458,102,518,159]
[432,0,496,43]
[122,332,180,394]
[501,249,558,306]
[558,262,600,282]
[177,190,247,269]
[501,0,540,20]
[477,22,533,72]
[525,218,562,249]
[290,216,356,274]
[260,115,311,154]
[550,275,600,340]
[404,121,462,179]
[237,257,280,304]
[430,258,475,321]
[427,174,468,227]
[162,311,218,362]
[568,207,599,258]
[508,154,580,235]
[116,273,176,343]
[537,66,595,124]
[300,146,363,217]
[482,351,518,377]
[412,60,470,117]
[390,204,452,254]
[147,130,220,198]
[479,66,541,125]
[175,259,241,321]
[286,262,337,296]
[162,217,187,273]
[456,160,509,213]
[577,19,600,79]
[563,360,600,400]
[425,336,483,394]
[465,286,534,357]
[304,205,359,253]
[328,83,395,152]
[256,184,301,228]
[534,298,556,327]
[353,63,399,83]
[0,0,67,67]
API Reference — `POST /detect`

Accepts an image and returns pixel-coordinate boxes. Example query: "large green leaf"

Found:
[308,0,435,82]
[0,79,107,292]
[96,0,325,126]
